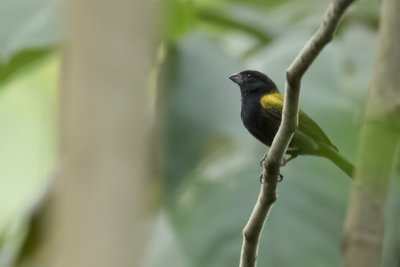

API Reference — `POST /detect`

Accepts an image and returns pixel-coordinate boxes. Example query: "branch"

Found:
[342,0,400,265]
[16,1,158,266]
[239,1,356,266]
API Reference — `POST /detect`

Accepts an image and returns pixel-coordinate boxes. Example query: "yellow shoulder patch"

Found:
[260,92,284,110]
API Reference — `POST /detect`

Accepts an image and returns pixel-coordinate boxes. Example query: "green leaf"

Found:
[0,56,58,265]
[0,47,53,86]
[162,0,197,42]
[0,0,62,84]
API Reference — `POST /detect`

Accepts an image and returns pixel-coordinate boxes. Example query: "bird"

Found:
[229,70,354,179]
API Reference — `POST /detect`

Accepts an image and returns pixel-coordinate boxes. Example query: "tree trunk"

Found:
[17,0,158,266]
[342,0,400,266]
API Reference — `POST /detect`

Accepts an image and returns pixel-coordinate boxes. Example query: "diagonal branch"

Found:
[239,1,356,266]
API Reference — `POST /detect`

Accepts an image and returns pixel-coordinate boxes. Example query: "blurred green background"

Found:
[1,0,400,266]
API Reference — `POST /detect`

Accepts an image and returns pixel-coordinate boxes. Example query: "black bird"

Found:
[229,70,354,178]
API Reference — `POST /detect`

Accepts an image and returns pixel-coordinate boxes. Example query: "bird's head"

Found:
[229,70,278,96]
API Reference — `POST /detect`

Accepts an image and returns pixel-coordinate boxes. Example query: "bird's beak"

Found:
[229,72,242,85]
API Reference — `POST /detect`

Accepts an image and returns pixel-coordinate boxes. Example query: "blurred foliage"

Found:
[0,56,58,266]
[0,0,61,85]
[157,1,398,267]
[159,30,359,266]
[162,0,196,42]
[1,0,399,267]
[0,47,53,86]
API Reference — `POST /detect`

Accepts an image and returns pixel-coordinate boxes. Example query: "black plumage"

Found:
[229,70,354,178]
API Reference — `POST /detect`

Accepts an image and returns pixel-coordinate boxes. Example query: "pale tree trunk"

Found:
[342,0,400,266]
[16,0,158,266]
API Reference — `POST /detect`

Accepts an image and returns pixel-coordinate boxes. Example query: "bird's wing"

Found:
[259,92,284,120]
[260,92,337,151]
[298,109,338,151]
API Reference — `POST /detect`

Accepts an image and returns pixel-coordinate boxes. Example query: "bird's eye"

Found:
[246,74,252,79]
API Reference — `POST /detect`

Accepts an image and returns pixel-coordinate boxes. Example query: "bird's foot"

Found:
[259,152,268,167]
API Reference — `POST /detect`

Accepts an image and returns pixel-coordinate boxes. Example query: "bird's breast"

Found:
[240,97,279,147]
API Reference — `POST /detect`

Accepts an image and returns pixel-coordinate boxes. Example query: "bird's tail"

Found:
[319,144,354,179]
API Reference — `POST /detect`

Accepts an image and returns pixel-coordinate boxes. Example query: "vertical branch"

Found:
[55,0,158,266]
[17,1,159,267]
[342,0,400,266]
[239,0,356,266]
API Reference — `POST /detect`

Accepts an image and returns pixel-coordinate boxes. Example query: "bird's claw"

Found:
[259,158,265,167]
[259,152,268,167]
[260,152,285,183]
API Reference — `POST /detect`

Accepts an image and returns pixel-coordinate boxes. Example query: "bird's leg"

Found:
[260,151,286,183]
[281,154,297,167]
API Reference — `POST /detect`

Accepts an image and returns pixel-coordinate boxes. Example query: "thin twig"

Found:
[239,1,356,266]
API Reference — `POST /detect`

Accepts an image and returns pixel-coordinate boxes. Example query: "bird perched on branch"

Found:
[229,70,354,179]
